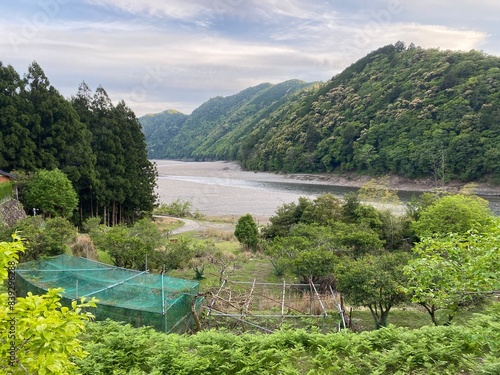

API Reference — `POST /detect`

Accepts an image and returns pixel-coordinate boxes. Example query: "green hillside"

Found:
[141,43,500,182]
[139,80,314,160]
[140,110,188,159]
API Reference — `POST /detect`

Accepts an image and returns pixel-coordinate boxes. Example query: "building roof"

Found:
[0,170,17,180]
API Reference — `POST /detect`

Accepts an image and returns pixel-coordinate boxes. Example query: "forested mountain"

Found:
[0,62,157,225]
[141,110,188,158]
[142,43,500,182]
[139,80,315,160]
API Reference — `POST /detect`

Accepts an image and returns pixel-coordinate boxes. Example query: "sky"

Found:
[1,0,498,117]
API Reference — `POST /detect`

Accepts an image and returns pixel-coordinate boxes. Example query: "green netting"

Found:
[15,255,202,333]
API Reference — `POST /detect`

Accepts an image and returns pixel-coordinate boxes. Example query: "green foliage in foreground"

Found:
[0,236,97,375]
[77,305,500,374]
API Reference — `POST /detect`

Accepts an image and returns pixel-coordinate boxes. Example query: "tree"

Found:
[234,214,258,251]
[22,169,78,218]
[266,224,338,283]
[300,193,344,225]
[0,236,97,374]
[90,218,167,270]
[404,224,500,326]
[336,252,410,329]
[89,218,199,272]
[329,221,385,258]
[210,249,238,285]
[262,193,358,240]
[378,209,406,250]
[261,197,312,239]
[411,194,494,238]
[357,177,401,207]
[0,63,36,170]
[71,85,157,225]
[341,192,383,233]
[21,62,96,205]
[113,101,157,222]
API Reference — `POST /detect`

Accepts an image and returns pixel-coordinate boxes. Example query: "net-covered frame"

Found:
[15,255,201,333]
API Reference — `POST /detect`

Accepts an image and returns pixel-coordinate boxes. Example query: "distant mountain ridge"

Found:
[140,80,314,160]
[140,109,188,158]
[140,43,500,182]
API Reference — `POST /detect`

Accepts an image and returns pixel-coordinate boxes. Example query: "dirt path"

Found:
[170,217,201,234]
[154,215,235,235]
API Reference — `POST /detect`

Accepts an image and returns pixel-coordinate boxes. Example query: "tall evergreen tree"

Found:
[20,62,97,222]
[113,101,157,223]
[0,62,36,170]
[72,84,156,224]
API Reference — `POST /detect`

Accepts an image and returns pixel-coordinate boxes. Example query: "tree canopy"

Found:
[336,252,410,329]
[411,194,494,238]
[234,214,259,251]
[22,169,78,218]
[0,62,157,225]
[404,222,500,325]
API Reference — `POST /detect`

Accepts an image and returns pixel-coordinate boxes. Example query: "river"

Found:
[154,160,500,220]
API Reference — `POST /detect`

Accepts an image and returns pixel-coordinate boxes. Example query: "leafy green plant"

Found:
[0,236,97,374]
[336,252,410,329]
[10,216,78,261]
[21,169,78,218]
[411,194,494,238]
[404,221,500,325]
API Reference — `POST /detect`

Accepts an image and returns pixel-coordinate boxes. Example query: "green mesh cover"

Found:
[15,255,201,333]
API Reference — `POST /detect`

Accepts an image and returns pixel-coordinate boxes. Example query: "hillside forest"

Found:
[141,42,500,184]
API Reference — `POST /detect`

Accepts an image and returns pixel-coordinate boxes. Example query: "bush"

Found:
[0,181,13,202]
[234,214,259,251]
[13,216,77,260]
[155,199,193,217]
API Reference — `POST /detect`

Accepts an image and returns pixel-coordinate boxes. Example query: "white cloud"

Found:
[84,0,331,24]
[84,0,208,19]
[403,0,500,16]
[0,0,496,117]
[390,24,487,50]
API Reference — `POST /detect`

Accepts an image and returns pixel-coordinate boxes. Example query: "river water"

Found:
[154,160,500,220]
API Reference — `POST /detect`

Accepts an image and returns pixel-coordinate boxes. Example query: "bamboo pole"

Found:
[202,306,273,333]
[243,278,256,316]
[310,279,327,316]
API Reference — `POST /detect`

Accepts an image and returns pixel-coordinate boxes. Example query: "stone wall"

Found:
[0,200,27,227]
